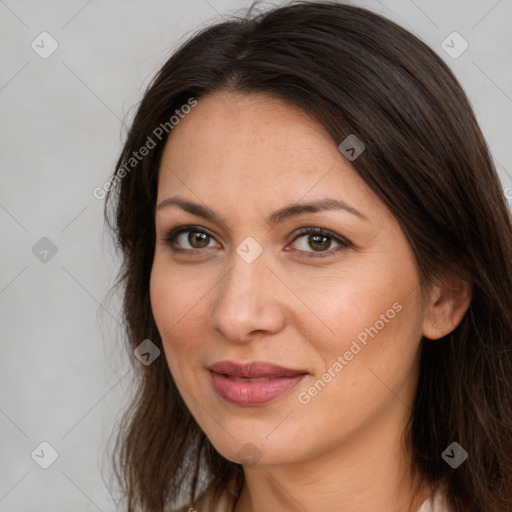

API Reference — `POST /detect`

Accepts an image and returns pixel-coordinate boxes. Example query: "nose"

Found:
[209,249,287,343]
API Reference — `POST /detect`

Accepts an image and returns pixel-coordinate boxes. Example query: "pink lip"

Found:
[208,360,308,406]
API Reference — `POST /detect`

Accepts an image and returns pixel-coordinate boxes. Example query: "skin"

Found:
[150,90,472,512]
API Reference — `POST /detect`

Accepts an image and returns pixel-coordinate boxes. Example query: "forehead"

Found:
[156,90,386,224]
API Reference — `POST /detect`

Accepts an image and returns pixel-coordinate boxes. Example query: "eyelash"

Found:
[162,225,351,259]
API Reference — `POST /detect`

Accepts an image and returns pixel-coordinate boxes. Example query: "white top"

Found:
[417,487,452,512]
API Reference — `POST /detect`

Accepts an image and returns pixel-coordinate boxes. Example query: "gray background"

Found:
[1,0,511,510]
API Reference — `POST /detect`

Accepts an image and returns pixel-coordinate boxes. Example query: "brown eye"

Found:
[290,227,350,258]
[308,234,331,251]
[164,226,221,252]
[187,231,210,248]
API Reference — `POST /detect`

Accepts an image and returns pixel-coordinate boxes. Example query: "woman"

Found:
[104,2,512,511]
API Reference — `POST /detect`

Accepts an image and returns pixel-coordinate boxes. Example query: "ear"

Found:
[422,271,472,340]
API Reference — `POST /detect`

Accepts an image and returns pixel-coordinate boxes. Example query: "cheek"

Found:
[293,281,422,430]
[283,261,410,343]
[288,252,423,384]
[149,263,206,368]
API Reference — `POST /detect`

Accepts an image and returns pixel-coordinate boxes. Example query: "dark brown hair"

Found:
[104,1,512,511]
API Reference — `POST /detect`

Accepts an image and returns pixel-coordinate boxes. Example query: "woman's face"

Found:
[150,90,429,466]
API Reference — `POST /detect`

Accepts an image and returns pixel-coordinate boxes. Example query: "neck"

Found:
[233,398,432,512]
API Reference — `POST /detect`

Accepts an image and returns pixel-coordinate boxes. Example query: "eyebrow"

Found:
[155,196,370,226]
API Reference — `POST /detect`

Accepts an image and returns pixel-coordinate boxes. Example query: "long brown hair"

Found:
[103,2,512,511]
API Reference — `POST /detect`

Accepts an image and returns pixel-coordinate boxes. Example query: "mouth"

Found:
[208,360,308,406]
[220,375,283,382]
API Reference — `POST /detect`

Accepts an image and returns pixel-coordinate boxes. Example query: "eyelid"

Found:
[163,225,219,250]
[289,227,351,258]
[161,224,351,257]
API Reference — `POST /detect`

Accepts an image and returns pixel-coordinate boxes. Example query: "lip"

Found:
[208,360,308,406]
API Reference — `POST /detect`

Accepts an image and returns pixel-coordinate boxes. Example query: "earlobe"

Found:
[421,273,473,340]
